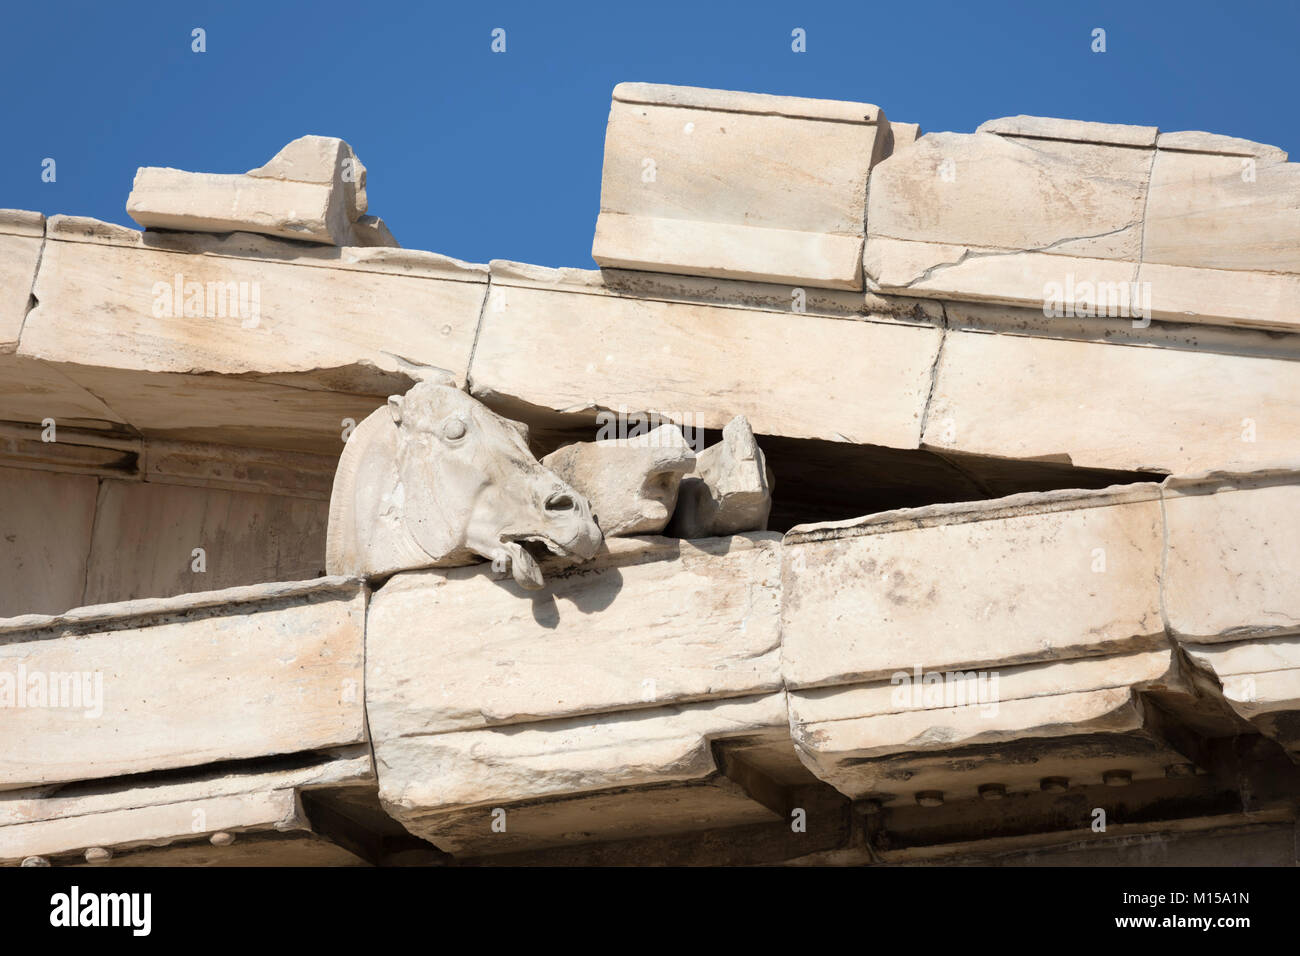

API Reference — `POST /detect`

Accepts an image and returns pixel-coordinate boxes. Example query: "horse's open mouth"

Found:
[498,534,570,590]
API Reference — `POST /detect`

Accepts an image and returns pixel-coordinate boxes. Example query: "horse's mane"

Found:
[325,407,391,575]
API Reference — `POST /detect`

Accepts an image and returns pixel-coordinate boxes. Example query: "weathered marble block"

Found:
[0,750,373,866]
[790,649,1195,801]
[82,479,328,605]
[0,466,98,617]
[1138,133,1300,330]
[366,534,782,737]
[0,210,44,352]
[471,261,943,449]
[592,83,895,289]
[376,694,791,856]
[127,136,385,247]
[1163,474,1300,643]
[9,217,487,450]
[923,303,1300,474]
[865,118,1154,306]
[366,534,791,856]
[1184,637,1300,754]
[781,485,1167,688]
[22,217,485,385]
[865,114,1300,331]
[0,578,367,790]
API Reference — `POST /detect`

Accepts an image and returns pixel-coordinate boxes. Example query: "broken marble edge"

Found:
[486,258,944,327]
[0,209,46,239]
[0,574,363,636]
[612,81,882,125]
[40,214,488,282]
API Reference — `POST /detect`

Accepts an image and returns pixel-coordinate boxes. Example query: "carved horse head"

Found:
[327,382,602,589]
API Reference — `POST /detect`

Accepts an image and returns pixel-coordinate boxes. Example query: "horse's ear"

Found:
[387,394,404,426]
[507,418,530,445]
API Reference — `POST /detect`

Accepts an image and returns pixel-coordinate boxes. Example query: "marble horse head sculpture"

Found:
[326,381,603,589]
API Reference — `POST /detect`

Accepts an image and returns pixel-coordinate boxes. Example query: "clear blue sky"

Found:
[5,0,1296,268]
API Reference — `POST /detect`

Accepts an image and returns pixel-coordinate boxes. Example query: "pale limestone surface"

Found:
[375,693,790,853]
[869,128,1152,259]
[864,115,1300,331]
[593,83,891,289]
[246,134,368,221]
[472,263,943,447]
[20,226,484,384]
[127,136,385,247]
[365,535,782,737]
[1184,637,1300,751]
[541,424,695,537]
[326,382,602,588]
[923,309,1300,473]
[0,749,373,865]
[1163,476,1300,642]
[0,579,366,789]
[0,213,43,351]
[367,533,790,855]
[1143,144,1300,273]
[781,486,1166,687]
[976,115,1159,146]
[667,415,772,538]
[791,652,1191,800]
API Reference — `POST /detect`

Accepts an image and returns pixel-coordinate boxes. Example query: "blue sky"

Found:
[5,0,1297,268]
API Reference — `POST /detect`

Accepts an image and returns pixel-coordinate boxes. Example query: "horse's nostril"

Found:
[545,492,576,512]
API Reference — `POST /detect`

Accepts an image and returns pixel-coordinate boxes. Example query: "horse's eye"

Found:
[443,418,467,440]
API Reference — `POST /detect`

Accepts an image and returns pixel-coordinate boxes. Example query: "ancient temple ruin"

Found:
[2,83,1298,866]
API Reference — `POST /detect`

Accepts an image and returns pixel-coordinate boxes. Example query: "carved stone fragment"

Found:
[668,416,772,538]
[325,381,602,589]
[541,424,696,537]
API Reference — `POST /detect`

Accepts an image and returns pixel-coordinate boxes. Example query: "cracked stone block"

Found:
[471,261,943,448]
[1144,134,1296,273]
[1163,475,1300,643]
[127,136,381,246]
[366,535,782,738]
[0,210,44,352]
[865,121,1154,301]
[1135,133,1300,330]
[0,751,373,865]
[0,578,367,789]
[592,83,896,290]
[790,649,1195,801]
[23,218,483,382]
[865,114,1300,332]
[11,218,486,449]
[922,303,1300,473]
[245,134,368,221]
[1183,637,1300,755]
[374,692,790,857]
[541,424,696,537]
[366,534,790,856]
[667,415,773,538]
[781,485,1166,688]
